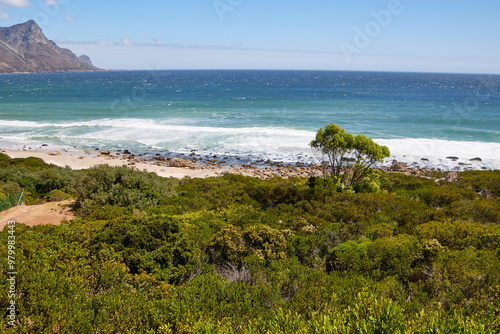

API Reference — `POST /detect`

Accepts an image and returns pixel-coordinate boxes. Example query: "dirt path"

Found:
[0,200,76,230]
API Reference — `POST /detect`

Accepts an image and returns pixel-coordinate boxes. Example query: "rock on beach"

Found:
[391,160,407,172]
[169,158,194,168]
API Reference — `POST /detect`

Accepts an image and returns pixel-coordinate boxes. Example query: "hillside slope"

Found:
[0,20,100,73]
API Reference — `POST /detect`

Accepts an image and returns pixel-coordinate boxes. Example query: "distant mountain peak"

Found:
[20,19,41,31]
[0,20,101,73]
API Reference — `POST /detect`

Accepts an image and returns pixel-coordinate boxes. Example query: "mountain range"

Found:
[0,20,100,73]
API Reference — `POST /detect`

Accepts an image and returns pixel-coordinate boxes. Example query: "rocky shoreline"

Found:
[5,144,489,181]
[92,148,469,180]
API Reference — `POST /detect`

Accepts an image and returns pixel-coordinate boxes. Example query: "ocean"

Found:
[0,70,499,170]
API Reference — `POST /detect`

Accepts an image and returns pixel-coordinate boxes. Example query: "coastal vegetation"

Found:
[310,123,390,188]
[1,152,499,333]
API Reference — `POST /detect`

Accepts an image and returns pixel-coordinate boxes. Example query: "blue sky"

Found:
[1,0,499,73]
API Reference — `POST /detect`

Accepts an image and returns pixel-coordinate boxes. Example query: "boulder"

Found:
[469,157,482,162]
[420,168,432,175]
[169,158,194,168]
[391,160,407,172]
[445,171,458,182]
[446,156,459,161]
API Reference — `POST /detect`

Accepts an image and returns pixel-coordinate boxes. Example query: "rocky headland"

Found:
[0,20,100,73]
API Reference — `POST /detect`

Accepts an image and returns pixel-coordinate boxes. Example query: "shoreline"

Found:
[1,149,220,179]
[1,147,327,179]
[1,147,470,180]
[1,133,496,175]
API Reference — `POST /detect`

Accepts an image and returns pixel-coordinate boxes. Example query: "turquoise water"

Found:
[0,70,499,169]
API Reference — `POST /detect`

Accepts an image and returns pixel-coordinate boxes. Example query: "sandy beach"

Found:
[2,146,333,179]
[1,149,221,179]
[1,147,449,180]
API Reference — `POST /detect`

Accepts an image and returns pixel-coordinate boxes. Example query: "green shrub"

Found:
[0,157,78,203]
[326,238,372,274]
[224,205,270,229]
[0,153,10,167]
[83,204,134,220]
[421,238,443,263]
[35,167,78,195]
[174,210,226,247]
[366,223,394,240]
[418,185,476,207]
[416,220,498,249]
[247,179,305,205]
[208,225,246,263]
[10,156,51,169]
[76,165,177,215]
[242,224,287,261]
[457,170,500,197]
[90,215,199,282]
[0,180,22,194]
[429,248,500,312]
[46,189,72,202]
[209,224,287,263]
[326,234,424,283]
[471,199,500,224]
[173,174,255,210]
[389,174,436,192]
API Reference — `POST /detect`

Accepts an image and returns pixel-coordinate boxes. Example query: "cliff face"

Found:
[0,20,100,73]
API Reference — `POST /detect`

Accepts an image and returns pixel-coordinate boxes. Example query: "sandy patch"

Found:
[1,149,220,178]
[0,200,75,230]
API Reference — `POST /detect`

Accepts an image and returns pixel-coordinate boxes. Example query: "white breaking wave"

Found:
[375,138,500,170]
[0,118,312,135]
[1,118,499,170]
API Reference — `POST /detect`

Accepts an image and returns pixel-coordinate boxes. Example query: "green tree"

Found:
[310,124,390,187]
